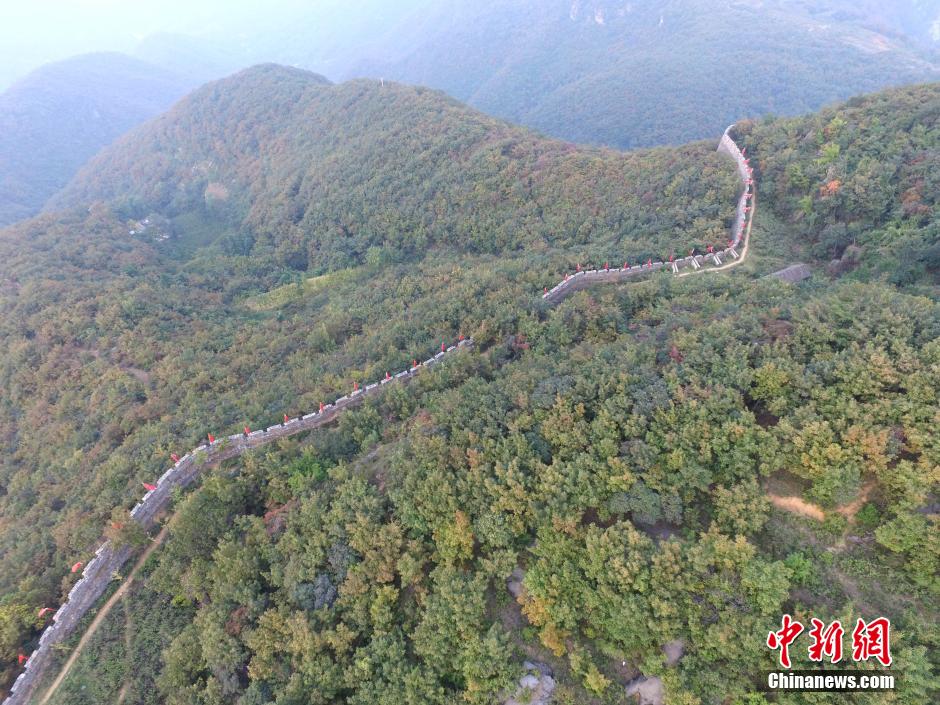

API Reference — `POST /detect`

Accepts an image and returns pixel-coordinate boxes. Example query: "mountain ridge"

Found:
[48,63,738,275]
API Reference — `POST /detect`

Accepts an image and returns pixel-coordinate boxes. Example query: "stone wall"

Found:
[4,339,472,705]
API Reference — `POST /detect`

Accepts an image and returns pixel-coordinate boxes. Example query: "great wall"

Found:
[5,127,754,705]
[7,340,473,705]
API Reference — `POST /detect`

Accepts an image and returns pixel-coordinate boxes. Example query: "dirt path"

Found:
[835,482,875,521]
[767,482,876,524]
[114,593,134,705]
[38,526,169,705]
[767,493,826,521]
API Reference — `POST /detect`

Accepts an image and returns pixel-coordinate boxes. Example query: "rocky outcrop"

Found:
[768,263,811,283]
[506,662,555,705]
[663,639,685,666]
[507,566,525,599]
[827,244,862,277]
[626,675,665,705]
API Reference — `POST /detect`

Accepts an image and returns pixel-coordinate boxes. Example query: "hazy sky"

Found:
[0,0,330,87]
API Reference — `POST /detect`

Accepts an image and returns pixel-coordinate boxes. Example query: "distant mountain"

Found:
[0,52,193,226]
[133,33,239,87]
[350,0,940,149]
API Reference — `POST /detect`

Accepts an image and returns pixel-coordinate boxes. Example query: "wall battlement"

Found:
[4,339,473,705]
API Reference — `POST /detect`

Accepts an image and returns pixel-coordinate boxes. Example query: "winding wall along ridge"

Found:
[7,129,754,705]
[5,339,472,705]
[542,126,753,304]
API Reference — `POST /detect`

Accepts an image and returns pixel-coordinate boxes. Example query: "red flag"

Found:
[441,341,446,352]
[38,607,54,618]
[207,433,215,444]
[18,653,26,665]
[544,287,547,294]
[459,333,465,341]
[284,413,290,424]
[170,453,180,463]
[354,381,359,391]
[412,360,417,368]
[143,482,157,492]
[623,261,627,269]
[707,245,714,253]
[386,371,391,380]
[604,261,609,271]
[576,263,582,272]
[647,259,652,268]
[244,426,250,436]
[71,561,83,573]
[319,402,325,412]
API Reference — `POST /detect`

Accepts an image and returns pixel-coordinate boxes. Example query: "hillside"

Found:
[1,70,938,704]
[51,64,738,274]
[0,53,193,227]
[738,82,940,289]
[352,0,940,149]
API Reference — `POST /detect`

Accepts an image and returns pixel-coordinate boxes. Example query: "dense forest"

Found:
[0,53,191,227]
[738,83,940,288]
[0,68,937,704]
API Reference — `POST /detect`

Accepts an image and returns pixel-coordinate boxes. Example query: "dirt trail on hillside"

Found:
[835,483,875,520]
[38,526,169,705]
[767,493,826,521]
[767,482,875,523]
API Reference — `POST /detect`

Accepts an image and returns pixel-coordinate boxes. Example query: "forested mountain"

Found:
[0,67,937,704]
[352,0,940,149]
[0,53,193,227]
[51,64,738,272]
